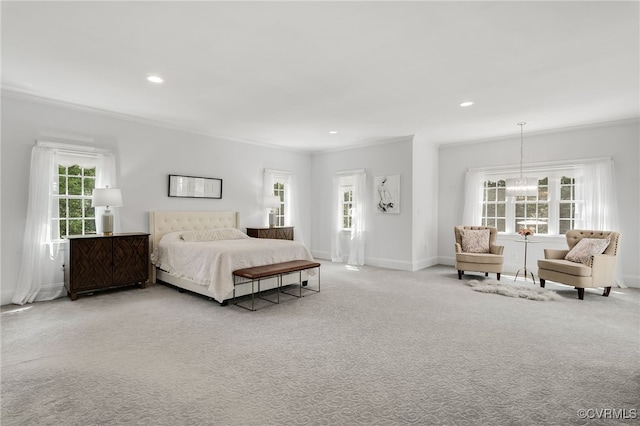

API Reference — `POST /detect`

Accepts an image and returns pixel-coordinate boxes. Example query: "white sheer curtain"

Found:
[349,170,367,265]
[263,169,304,244]
[330,175,344,262]
[12,146,65,304]
[331,170,366,265]
[575,158,624,286]
[13,144,118,305]
[461,168,486,225]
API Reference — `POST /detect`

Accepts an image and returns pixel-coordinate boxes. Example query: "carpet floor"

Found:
[1,262,639,425]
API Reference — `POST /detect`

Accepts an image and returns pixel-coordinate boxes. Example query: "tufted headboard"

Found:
[149,210,240,253]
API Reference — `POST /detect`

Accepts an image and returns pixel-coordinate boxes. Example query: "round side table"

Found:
[514,239,539,284]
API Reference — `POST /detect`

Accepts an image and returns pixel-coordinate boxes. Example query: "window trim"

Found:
[51,156,99,241]
[340,184,354,231]
[477,160,590,236]
[270,172,292,227]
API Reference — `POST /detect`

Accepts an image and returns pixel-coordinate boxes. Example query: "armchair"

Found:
[537,230,620,300]
[454,226,504,280]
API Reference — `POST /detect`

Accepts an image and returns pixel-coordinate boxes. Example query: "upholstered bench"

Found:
[233,260,321,311]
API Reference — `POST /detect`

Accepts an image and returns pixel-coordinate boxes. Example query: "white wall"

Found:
[310,136,438,271]
[438,120,640,287]
[412,137,439,269]
[1,94,312,305]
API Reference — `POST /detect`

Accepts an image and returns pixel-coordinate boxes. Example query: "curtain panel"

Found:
[12,144,118,305]
[331,170,366,266]
[575,159,624,286]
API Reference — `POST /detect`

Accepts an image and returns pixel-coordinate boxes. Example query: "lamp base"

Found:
[102,210,114,236]
[268,211,276,228]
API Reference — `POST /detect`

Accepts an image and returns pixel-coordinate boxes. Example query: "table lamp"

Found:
[92,186,123,235]
[264,195,281,228]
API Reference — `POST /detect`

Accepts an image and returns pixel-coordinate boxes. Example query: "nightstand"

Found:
[246,226,294,240]
[64,233,149,300]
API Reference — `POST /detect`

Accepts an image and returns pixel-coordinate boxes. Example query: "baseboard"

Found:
[412,256,440,271]
[311,251,437,272]
[365,256,413,271]
[1,291,15,306]
[623,275,640,288]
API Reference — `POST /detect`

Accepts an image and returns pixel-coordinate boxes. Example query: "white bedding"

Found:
[151,228,314,301]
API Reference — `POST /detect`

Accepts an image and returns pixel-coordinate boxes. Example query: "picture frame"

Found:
[168,174,223,199]
[374,175,400,214]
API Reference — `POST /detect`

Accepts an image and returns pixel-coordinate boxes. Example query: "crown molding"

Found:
[1,87,312,155]
[439,117,640,150]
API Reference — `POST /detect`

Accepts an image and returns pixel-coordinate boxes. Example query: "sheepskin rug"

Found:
[466,279,561,301]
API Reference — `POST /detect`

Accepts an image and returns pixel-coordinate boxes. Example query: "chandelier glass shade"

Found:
[505,176,538,197]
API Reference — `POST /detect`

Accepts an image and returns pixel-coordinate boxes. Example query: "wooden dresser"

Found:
[246,226,294,241]
[64,233,149,300]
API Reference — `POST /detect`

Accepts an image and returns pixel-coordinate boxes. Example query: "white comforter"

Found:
[152,229,314,301]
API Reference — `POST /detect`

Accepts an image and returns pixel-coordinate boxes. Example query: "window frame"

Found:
[481,167,579,236]
[53,153,100,240]
[340,185,354,231]
[271,173,291,227]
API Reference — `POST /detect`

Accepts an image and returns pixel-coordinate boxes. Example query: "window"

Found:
[341,186,354,230]
[481,171,577,235]
[272,180,287,227]
[559,176,577,234]
[55,162,97,237]
[482,179,506,232]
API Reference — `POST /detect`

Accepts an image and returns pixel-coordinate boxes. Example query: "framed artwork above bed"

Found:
[168,174,223,199]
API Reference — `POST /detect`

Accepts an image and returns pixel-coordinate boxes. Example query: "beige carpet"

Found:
[2,262,639,425]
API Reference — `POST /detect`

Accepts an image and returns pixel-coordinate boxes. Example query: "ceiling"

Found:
[2,1,638,152]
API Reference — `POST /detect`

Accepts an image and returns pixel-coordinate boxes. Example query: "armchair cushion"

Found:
[460,229,490,253]
[537,259,592,277]
[565,238,610,264]
[456,252,503,265]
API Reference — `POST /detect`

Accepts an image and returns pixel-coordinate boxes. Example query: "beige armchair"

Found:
[454,226,504,280]
[537,230,620,300]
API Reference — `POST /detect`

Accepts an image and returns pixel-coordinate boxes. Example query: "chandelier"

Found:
[505,122,538,197]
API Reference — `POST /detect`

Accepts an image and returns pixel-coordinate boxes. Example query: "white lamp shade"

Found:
[264,195,281,209]
[505,177,538,197]
[92,188,123,208]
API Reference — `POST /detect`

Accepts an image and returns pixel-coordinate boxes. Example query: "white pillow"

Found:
[565,238,610,264]
[157,231,185,245]
[180,228,248,242]
[460,229,490,253]
[151,231,185,266]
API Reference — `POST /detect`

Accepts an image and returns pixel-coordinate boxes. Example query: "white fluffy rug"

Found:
[466,279,561,301]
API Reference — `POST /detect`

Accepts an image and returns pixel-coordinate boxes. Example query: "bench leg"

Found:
[252,279,257,311]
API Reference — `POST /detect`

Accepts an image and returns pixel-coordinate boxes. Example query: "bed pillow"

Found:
[565,238,610,264]
[157,231,185,245]
[181,228,249,242]
[151,231,185,266]
[460,229,490,253]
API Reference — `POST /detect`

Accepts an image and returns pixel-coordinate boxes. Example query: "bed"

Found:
[149,210,314,304]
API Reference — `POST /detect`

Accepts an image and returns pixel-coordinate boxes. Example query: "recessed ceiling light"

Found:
[329,130,338,134]
[146,75,164,84]
[460,101,474,107]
